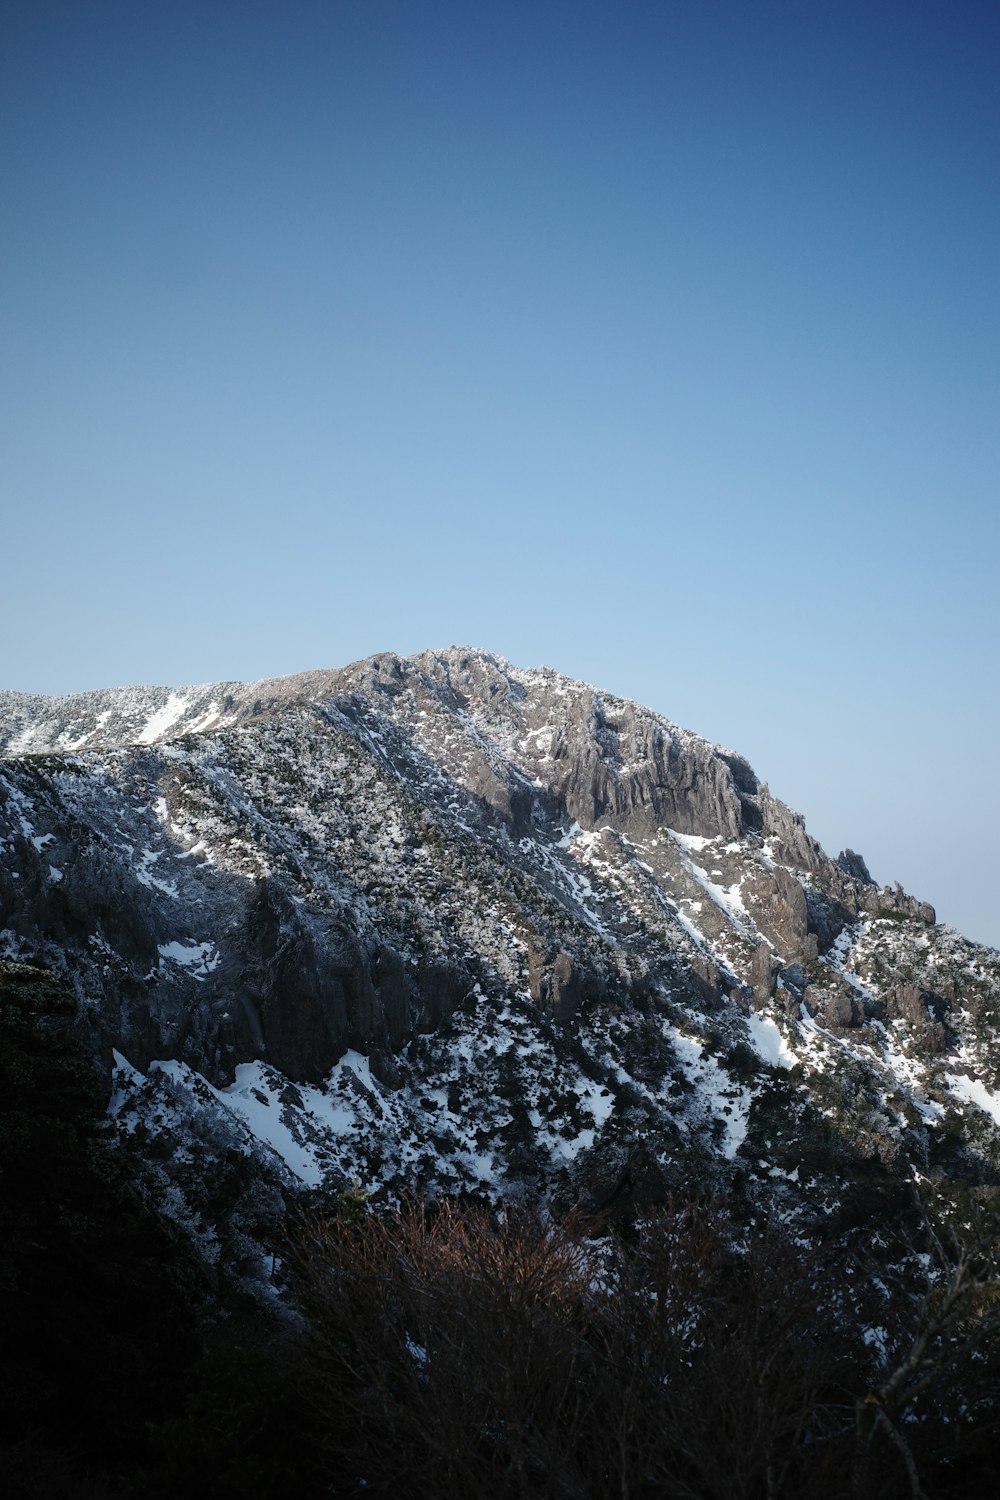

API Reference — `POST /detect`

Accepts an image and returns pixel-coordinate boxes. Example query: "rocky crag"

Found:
[1,648,998,1265]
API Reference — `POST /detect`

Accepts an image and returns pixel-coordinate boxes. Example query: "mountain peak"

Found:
[4,645,991,1240]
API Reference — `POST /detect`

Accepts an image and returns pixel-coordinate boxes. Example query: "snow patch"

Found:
[666,1025,752,1159]
[137,693,191,745]
[745,1013,797,1070]
[157,940,219,978]
[945,1073,1000,1129]
[670,831,714,853]
[135,847,179,897]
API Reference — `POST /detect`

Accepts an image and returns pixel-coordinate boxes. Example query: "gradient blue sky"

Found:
[2,1,998,945]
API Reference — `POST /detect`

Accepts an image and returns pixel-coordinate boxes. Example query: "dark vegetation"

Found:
[2,961,1000,1499]
[0,963,203,1495]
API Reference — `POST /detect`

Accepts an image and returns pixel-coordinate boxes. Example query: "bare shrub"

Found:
[286,1193,1000,1500]
[586,1200,858,1500]
[292,1199,603,1497]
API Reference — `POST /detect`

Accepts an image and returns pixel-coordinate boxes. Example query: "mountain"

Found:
[1,646,998,1253]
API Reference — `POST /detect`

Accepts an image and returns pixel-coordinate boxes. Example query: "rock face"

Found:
[0,646,995,1225]
[837,849,874,884]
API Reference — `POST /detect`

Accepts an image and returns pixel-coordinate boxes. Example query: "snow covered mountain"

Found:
[2,647,998,1255]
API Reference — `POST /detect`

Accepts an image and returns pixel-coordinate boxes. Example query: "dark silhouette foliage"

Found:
[0,963,203,1489]
[286,1195,1000,1499]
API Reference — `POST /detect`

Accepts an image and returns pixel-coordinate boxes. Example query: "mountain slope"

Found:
[1,647,997,1248]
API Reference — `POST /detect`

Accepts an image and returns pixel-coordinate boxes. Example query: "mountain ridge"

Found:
[0,646,758,765]
[1,645,997,1254]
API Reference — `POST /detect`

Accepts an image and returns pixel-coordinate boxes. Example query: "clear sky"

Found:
[2,1,998,946]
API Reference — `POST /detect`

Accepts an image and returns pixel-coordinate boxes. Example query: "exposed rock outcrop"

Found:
[2,646,993,1223]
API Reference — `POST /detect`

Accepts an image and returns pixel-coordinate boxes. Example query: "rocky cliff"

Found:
[1,647,997,1245]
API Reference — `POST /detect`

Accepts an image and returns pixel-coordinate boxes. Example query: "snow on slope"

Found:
[3,647,999,1235]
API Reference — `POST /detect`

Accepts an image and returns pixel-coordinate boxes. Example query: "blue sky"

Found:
[2,0,998,945]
